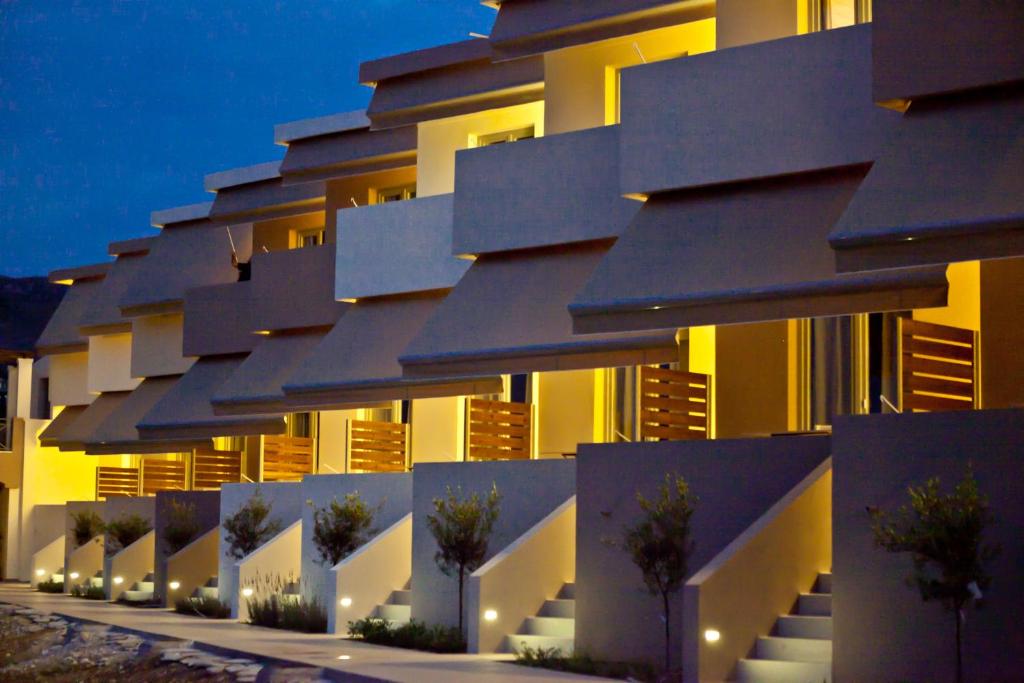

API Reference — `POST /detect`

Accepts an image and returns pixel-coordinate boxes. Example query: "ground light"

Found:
[69,572,79,580]
[113,576,124,585]
[704,629,721,643]
[339,597,352,608]
[483,609,498,622]
[337,655,351,661]
[35,569,45,577]
[242,588,254,598]
[169,581,180,591]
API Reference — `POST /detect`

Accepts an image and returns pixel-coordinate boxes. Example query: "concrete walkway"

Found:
[0,584,611,683]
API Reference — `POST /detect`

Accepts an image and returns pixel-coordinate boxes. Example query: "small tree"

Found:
[425,483,501,635]
[70,510,104,548]
[310,492,380,567]
[870,466,999,683]
[623,473,696,674]
[104,514,152,556]
[164,499,201,555]
[224,490,283,560]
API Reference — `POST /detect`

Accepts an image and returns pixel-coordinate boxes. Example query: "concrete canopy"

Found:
[54,391,129,452]
[570,168,951,334]
[79,245,153,335]
[399,241,678,377]
[36,270,108,354]
[38,405,87,449]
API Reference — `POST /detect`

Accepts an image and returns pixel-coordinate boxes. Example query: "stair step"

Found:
[134,581,155,592]
[736,659,831,683]
[556,583,575,601]
[122,590,154,603]
[797,593,832,617]
[51,574,65,583]
[195,586,220,599]
[756,636,832,662]
[204,576,219,588]
[88,577,104,588]
[505,634,574,656]
[375,604,411,621]
[538,599,575,619]
[388,589,412,606]
[815,573,832,594]
[775,615,832,640]
[522,616,574,638]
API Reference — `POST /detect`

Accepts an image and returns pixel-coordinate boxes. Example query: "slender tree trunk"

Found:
[955,605,963,683]
[458,564,465,635]
[663,590,671,674]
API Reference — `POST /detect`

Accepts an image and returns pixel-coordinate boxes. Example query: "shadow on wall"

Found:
[575,436,831,668]
[833,409,1024,683]
[154,491,221,604]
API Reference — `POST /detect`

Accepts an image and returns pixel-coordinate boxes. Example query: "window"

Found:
[810,0,869,31]
[603,366,638,443]
[474,126,535,147]
[293,228,324,249]
[374,184,417,204]
[286,412,317,439]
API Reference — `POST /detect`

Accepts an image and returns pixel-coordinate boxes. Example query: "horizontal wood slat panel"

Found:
[97,466,139,499]
[349,420,407,473]
[467,398,531,461]
[192,449,242,490]
[141,459,187,495]
[901,319,977,413]
[639,367,710,441]
[262,435,315,482]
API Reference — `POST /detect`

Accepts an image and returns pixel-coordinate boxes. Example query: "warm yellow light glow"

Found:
[254,330,272,336]
[337,655,352,661]
[483,609,498,622]
[113,576,124,585]
[340,597,353,608]
[242,587,254,598]
[704,629,721,643]
[54,279,74,286]
[340,298,358,303]
[69,572,80,580]
[35,569,46,577]
[169,581,181,591]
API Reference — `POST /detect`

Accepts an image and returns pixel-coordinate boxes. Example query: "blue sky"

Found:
[0,0,496,276]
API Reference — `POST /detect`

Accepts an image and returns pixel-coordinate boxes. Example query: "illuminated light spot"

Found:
[337,655,351,661]
[340,597,353,608]
[113,576,124,585]
[704,629,721,643]
[483,609,498,622]
[169,581,181,591]
[242,587,254,598]
[35,569,46,577]
[69,572,80,580]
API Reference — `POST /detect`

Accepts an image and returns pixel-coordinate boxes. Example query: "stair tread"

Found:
[737,658,831,683]
[538,599,575,618]
[756,636,832,662]
[522,616,575,637]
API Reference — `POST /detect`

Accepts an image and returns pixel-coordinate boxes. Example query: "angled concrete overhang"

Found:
[38,405,88,449]
[400,240,678,377]
[282,292,503,410]
[488,0,715,61]
[872,0,1024,104]
[36,264,109,355]
[183,282,257,358]
[570,168,950,334]
[150,201,214,229]
[137,355,286,441]
[206,161,325,223]
[54,391,127,452]
[360,38,544,130]
[276,110,417,185]
[79,240,155,335]
[120,222,252,318]
[453,125,640,256]
[829,86,1024,272]
[83,377,211,455]
[619,24,900,197]
[251,244,347,333]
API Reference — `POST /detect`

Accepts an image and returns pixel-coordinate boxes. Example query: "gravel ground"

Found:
[0,603,334,682]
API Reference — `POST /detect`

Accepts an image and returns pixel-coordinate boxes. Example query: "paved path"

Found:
[0,584,610,683]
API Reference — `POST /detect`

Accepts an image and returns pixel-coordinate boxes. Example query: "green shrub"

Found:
[70,584,106,600]
[514,645,657,682]
[310,492,380,567]
[104,513,152,556]
[70,510,104,548]
[224,490,282,559]
[163,499,201,555]
[242,572,326,633]
[36,579,64,593]
[347,618,467,654]
[425,483,501,634]
[175,595,232,619]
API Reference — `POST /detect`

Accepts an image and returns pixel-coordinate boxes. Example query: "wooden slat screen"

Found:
[467,398,532,461]
[639,367,710,441]
[96,466,140,499]
[141,459,187,495]
[262,435,315,481]
[192,449,242,490]
[901,318,977,413]
[348,420,408,473]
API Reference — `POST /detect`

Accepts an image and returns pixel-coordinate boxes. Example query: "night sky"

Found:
[0,1,496,277]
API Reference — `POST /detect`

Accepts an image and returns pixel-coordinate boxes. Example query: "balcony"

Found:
[250,244,345,332]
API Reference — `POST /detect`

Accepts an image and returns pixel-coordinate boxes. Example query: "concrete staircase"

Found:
[281,580,302,605]
[504,582,576,655]
[736,573,833,683]
[49,568,65,584]
[87,571,104,589]
[121,573,156,603]
[192,576,219,600]
[372,580,411,627]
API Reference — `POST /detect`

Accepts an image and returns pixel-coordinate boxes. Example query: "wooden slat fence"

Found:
[262,435,315,481]
[466,398,532,461]
[141,459,187,495]
[348,420,408,473]
[96,466,140,499]
[192,449,242,490]
[901,318,977,412]
[639,367,710,441]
